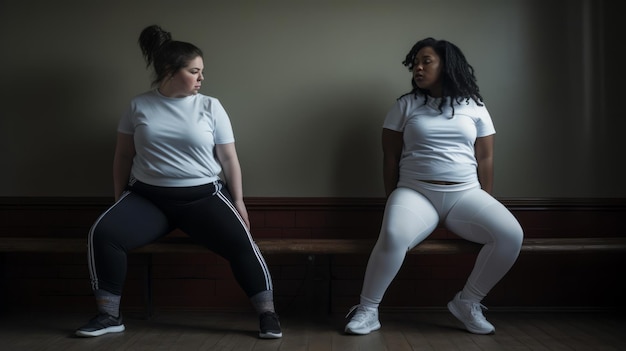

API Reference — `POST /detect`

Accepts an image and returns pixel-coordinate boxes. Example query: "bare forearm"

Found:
[222,161,244,201]
[221,159,251,229]
[215,143,250,228]
[383,157,399,197]
[112,133,136,201]
[113,155,132,201]
[474,135,494,194]
[477,158,493,194]
[381,129,403,198]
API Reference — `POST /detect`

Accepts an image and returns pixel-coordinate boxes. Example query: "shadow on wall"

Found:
[0,67,116,196]
[325,86,389,198]
[330,114,383,198]
[233,74,393,198]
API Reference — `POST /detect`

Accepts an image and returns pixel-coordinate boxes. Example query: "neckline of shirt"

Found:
[154,88,196,101]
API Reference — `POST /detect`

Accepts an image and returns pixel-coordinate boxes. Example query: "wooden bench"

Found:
[2,236,626,315]
[0,236,626,255]
[3,236,626,254]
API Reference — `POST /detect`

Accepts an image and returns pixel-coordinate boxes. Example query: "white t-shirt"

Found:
[118,89,235,187]
[383,93,495,186]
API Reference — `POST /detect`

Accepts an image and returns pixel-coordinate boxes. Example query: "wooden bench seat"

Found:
[2,236,625,316]
[2,236,626,254]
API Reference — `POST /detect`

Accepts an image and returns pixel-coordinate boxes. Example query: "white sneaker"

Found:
[344,305,381,335]
[447,292,495,334]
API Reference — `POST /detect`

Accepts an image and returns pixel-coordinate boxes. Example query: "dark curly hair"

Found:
[138,25,203,87]
[401,37,483,115]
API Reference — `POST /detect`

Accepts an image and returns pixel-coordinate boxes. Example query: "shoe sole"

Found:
[447,301,494,335]
[259,331,283,339]
[75,324,125,337]
[344,321,381,335]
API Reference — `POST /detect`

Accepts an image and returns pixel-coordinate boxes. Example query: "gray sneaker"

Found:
[344,305,381,335]
[447,292,495,334]
[75,313,125,337]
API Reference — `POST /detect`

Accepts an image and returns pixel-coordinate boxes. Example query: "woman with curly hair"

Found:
[345,37,523,335]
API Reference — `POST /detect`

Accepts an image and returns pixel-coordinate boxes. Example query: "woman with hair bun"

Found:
[75,25,282,339]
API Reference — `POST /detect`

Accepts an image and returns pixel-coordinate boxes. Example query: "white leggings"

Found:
[360,184,523,307]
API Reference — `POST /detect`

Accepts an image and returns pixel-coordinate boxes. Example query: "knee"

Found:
[90,223,127,252]
[376,229,412,252]
[91,224,113,245]
[507,222,524,250]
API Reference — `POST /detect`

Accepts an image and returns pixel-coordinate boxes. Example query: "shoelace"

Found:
[470,302,488,320]
[345,305,375,321]
[345,305,360,319]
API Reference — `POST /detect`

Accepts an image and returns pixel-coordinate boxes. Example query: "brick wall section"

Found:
[0,197,625,314]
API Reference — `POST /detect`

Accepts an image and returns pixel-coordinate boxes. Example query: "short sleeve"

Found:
[211,99,235,144]
[117,105,134,135]
[382,99,407,132]
[475,104,496,137]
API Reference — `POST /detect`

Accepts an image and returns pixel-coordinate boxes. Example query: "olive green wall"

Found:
[0,0,621,197]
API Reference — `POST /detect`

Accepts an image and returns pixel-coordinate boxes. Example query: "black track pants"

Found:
[87,180,273,297]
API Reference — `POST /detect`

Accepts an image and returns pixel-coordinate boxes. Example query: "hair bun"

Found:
[139,25,172,67]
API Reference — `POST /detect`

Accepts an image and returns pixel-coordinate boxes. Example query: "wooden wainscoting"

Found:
[0,197,624,314]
